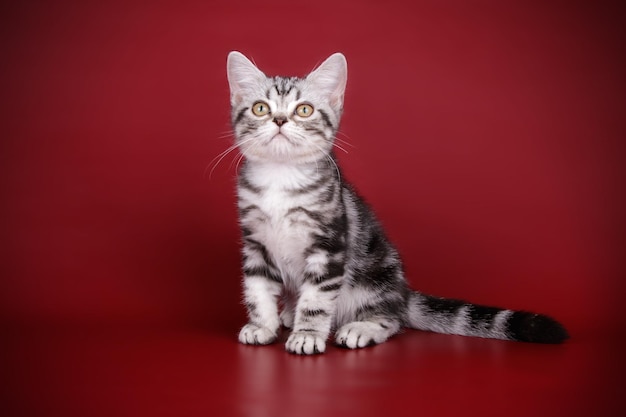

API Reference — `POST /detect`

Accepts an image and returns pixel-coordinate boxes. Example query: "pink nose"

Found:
[273,116,287,126]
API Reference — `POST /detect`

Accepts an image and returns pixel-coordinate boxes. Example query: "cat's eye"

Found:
[251,101,270,116]
[295,103,314,118]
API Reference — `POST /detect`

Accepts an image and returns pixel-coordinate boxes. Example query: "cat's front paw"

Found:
[238,323,277,345]
[285,331,326,355]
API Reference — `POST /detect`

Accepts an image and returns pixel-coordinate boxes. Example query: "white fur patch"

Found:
[452,305,470,334]
[243,276,281,333]
[239,163,332,289]
[487,309,513,339]
[239,323,277,345]
[305,251,329,277]
[285,331,326,355]
[335,321,395,349]
[335,285,380,328]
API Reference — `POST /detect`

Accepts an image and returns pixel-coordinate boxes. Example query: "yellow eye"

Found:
[295,103,314,118]
[251,101,270,116]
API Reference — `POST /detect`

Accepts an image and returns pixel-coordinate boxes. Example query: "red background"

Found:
[2,1,625,416]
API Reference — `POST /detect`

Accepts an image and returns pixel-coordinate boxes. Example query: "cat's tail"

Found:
[407,292,569,344]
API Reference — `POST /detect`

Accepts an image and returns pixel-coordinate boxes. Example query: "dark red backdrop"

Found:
[2,1,625,416]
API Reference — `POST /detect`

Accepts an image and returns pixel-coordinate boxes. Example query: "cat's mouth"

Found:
[271,133,292,143]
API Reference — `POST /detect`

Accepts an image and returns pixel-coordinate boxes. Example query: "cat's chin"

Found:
[271,133,290,142]
[238,134,331,165]
[243,149,328,166]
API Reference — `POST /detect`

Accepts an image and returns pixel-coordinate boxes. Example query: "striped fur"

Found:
[226,51,568,354]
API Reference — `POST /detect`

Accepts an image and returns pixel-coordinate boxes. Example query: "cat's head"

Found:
[227,51,347,164]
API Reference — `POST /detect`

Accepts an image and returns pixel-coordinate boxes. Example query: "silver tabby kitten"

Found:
[226,51,568,355]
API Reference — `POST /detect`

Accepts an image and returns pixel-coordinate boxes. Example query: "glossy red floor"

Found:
[4,322,625,417]
[2,1,624,416]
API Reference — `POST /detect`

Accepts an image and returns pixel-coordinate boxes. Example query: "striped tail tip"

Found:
[506,311,569,344]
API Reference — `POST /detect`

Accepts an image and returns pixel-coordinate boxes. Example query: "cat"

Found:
[225,51,568,355]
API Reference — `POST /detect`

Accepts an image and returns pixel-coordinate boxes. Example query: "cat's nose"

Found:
[273,116,288,126]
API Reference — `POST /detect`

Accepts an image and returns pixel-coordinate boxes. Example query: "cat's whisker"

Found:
[330,155,341,181]
[205,145,238,179]
[333,137,356,153]
[314,156,320,176]
[334,133,355,149]
[216,132,236,140]
[335,138,354,149]
[206,137,256,179]
[234,152,246,173]
[227,149,244,171]
[332,142,349,154]
[310,140,341,181]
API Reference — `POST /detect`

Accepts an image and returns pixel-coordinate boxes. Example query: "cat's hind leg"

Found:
[335,318,402,349]
[334,281,406,349]
[279,296,295,329]
[279,309,294,329]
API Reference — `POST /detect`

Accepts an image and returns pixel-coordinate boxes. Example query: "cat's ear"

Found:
[227,51,266,106]
[306,53,347,112]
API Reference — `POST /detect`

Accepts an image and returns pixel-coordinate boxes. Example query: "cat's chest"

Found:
[240,186,316,268]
